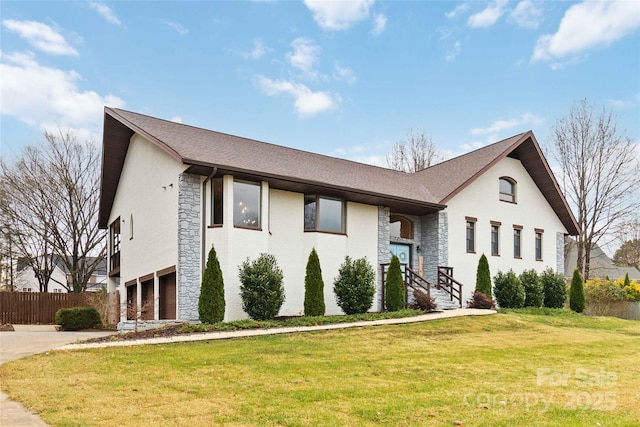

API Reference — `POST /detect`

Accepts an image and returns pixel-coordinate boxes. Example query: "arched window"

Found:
[499,177,517,203]
[390,215,413,239]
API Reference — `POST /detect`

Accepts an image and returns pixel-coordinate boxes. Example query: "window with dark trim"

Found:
[210,178,223,226]
[499,177,517,203]
[234,180,261,228]
[109,218,121,273]
[390,215,413,239]
[491,223,500,256]
[466,217,476,253]
[535,230,543,261]
[304,195,345,233]
[513,227,522,258]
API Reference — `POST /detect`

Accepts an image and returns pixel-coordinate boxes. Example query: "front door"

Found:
[389,243,411,270]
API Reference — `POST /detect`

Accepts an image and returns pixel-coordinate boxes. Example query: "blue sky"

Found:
[1,0,639,165]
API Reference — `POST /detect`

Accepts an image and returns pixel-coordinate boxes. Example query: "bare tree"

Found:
[0,129,106,292]
[386,128,442,172]
[548,100,640,280]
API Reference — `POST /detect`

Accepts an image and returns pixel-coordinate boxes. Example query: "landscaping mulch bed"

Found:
[82,324,186,343]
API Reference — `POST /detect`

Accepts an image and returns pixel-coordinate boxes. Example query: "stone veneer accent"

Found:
[421,211,448,285]
[377,207,390,311]
[177,173,201,321]
[556,232,565,275]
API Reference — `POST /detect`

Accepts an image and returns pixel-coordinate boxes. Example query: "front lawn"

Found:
[1,310,638,426]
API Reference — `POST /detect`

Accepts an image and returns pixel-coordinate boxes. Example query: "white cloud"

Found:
[333,62,357,84]
[607,98,635,109]
[0,51,125,134]
[371,13,387,35]
[470,113,544,139]
[88,2,122,26]
[286,38,321,78]
[445,41,462,62]
[467,0,508,29]
[255,75,340,118]
[2,20,78,56]
[445,3,470,20]
[241,38,271,60]
[304,0,374,31]
[510,0,543,29]
[532,0,640,64]
[170,116,183,123]
[165,21,188,35]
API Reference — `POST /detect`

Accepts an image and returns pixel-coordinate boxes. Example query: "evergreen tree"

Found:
[624,273,630,288]
[304,248,325,316]
[475,254,492,298]
[569,268,585,313]
[385,254,405,311]
[198,245,225,323]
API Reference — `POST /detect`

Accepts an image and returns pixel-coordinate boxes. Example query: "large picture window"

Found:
[304,195,345,233]
[234,180,261,228]
[210,178,223,226]
[109,218,121,273]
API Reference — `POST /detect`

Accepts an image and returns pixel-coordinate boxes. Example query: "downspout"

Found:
[202,167,217,273]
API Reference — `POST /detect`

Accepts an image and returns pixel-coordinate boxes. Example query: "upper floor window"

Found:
[304,195,345,233]
[466,217,476,253]
[499,177,517,203]
[390,215,413,239]
[109,218,121,273]
[234,180,261,229]
[210,178,223,226]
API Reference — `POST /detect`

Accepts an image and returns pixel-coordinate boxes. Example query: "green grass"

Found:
[1,311,639,426]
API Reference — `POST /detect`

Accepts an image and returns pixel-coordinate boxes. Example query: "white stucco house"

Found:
[99,108,579,324]
[14,256,107,293]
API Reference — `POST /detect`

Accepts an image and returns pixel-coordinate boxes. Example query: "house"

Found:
[99,108,579,325]
[14,255,107,293]
[565,238,640,281]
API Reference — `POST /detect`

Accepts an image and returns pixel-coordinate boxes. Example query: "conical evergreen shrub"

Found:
[385,254,405,311]
[198,245,225,323]
[569,268,585,313]
[304,248,325,316]
[475,254,492,298]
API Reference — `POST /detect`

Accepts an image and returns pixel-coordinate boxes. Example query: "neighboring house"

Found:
[565,238,640,281]
[15,256,107,293]
[99,108,579,324]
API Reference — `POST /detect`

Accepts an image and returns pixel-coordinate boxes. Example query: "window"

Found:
[491,223,500,256]
[109,218,121,273]
[210,178,223,226]
[390,215,413,239]
[535,230,543,261]
[129,214,134,240]
[466,217,476,253]
[53,288,63,293]
[304,195,345,233]
[234,180,261,228]
[513,227,522,258]
[499,177,516,203]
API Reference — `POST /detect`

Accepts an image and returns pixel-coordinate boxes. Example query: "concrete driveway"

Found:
[0,326,113,426]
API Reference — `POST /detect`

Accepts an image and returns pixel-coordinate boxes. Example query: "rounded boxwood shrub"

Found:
[55,306,101,331]
[569,268,585,313]
[333,256,375,315]
[304,248,325,316]
[475,254,492,299]
[239,253,285,320]
[199,245,225,324]
[493,270,525,308]
[520,269,544,308]
[541,268,567,308]
[385,254,405,312]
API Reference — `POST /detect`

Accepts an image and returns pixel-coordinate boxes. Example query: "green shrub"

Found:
[239,253,285,320]
[569,269,585,313]
[493,270,525,309]
[520,269,543,308]
[475,254,492,299]
[304,248,325,316]
[333,256,375,315]
[584,277,626,316]
[198,245,225,323]
[466,292,495,309]
[55,306,101,331]
[541,268,567,308]
[385,255,405,311]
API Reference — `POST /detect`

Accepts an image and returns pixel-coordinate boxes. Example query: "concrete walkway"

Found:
[1,309,496,426]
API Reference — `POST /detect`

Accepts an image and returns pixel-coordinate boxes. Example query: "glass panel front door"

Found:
[389,243,411,270]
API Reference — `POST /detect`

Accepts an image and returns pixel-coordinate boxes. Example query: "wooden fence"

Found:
[0,291,119,325]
